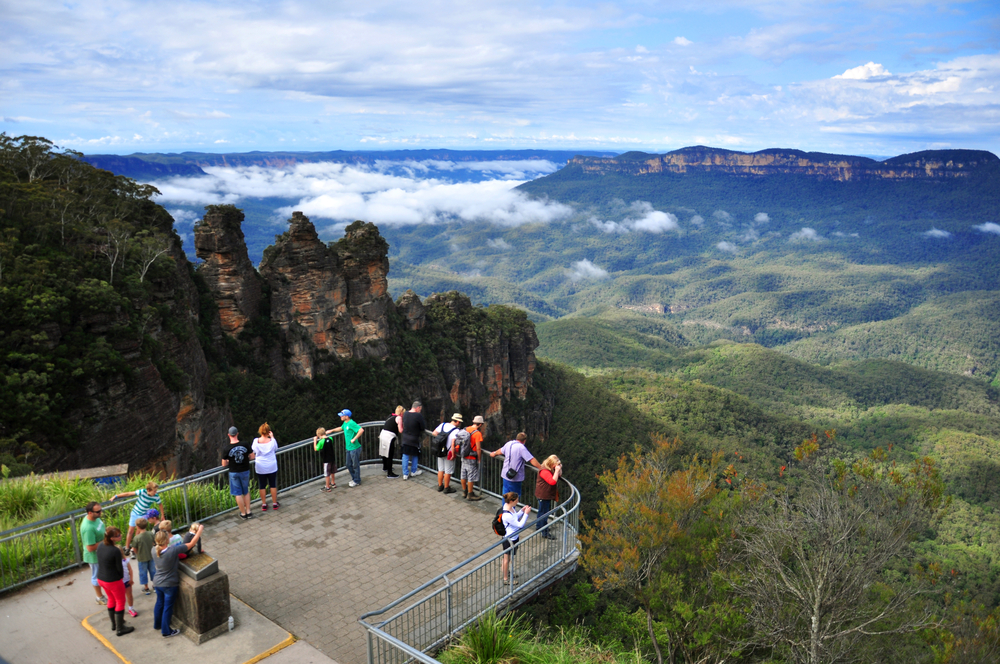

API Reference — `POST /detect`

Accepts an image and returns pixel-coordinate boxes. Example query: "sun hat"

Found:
[451,413,464,422]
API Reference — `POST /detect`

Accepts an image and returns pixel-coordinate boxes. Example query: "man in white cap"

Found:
[462,415,486,500]
[432,413,464,494]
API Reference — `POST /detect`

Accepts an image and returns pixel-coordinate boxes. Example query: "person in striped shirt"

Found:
[113,481,163,556]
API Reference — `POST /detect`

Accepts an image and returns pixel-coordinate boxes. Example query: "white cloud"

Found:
[690,215,704,226]
[567,259,609,282]
[713,210,732,223]
[487,238,511,249]
[789,227,823,242]
[716,241,738,253]
[673,37,692,46]
[152,161,573,227]
[834,62,890,80]
[921,228,952,239]
[624,201,679,233]
[754,212,770,224]
[972,222,1000,235]
[831,231,859,238]
[740,228,760,242]
[168,209,200,225]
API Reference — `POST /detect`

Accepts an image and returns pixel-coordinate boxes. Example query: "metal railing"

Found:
[358,450,581,664]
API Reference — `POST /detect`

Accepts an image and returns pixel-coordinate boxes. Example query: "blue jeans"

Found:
[138,560,155,586]
[401,453,419,476]
[502,478,523,498]
[346,448,362,484]
[536,499,552,532]
[154,586,178,636]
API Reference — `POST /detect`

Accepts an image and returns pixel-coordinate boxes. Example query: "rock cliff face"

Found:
[194,206,262,337]
[571,147,999,181]
[258,214,393,378]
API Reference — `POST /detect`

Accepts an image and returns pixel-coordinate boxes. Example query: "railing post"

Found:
[182,479,191,527]
[444,574,453,638]
[69,514,81,564]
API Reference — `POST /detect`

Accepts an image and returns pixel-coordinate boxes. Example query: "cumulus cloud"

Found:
[740,228,760,243]
[921,228,952,239]
[789,227,823,242]
[712,210,733,223]
[168,209,200,225]
[152,161,573,228]
[754,212,770,224]
[567,259,609,282]
[689,215,704,226]
[487,238,511,249]
[716,241,738,253]
[973,222,1000,235]
[834,62,891,80]
[623,201,679,233]
[673,36,692,46]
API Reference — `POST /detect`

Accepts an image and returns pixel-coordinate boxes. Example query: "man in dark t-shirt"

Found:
[221,426,255,520]
[400,400,427,480]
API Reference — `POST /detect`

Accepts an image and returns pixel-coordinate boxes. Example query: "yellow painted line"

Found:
[82,613,132,664]
[242,633,297,664]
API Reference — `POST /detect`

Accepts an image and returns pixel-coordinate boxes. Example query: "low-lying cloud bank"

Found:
[153,160,572,227]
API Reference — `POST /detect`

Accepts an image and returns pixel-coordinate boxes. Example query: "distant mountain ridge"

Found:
[569,146,1000,181]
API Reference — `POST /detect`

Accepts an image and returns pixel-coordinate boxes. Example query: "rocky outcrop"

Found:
[194,206,262,337]
[570,147,1000,181]
[259,213,394,378]
[395,289,426,331]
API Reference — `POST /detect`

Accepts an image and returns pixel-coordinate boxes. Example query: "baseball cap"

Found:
[228,426,238,435]
[338,409,352,418]
[473,416,485,424]
[145,509,160,519]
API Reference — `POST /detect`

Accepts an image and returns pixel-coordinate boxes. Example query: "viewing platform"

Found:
[0,423,580,664]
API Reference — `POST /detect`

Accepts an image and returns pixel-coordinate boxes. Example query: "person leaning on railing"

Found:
[488,432,541,496]
[534,455,562,540]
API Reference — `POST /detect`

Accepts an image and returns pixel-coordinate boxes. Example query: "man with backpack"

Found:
[432,413,467,495]
[461,415,485,501]
[488,432,541,496]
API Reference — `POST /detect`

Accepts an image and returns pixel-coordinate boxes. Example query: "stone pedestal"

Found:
[175,554,231,644]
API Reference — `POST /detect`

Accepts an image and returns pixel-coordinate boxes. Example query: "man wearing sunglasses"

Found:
[81,501,107,604]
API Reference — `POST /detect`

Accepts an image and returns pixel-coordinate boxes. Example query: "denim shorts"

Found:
[229,470,250,496]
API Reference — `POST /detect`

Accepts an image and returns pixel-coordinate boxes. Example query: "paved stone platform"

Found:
[206,465,501,664]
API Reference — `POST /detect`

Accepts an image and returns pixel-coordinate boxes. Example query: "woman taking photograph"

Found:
[96,526,134,636]
[253,423,280,511]
[499,492,531,585]
[153,523,204,638]
[534,455,562,539]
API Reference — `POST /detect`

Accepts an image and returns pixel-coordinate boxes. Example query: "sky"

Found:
[1,0,998,157]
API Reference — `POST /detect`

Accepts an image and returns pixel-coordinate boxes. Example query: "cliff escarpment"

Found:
[570,146,1000,181]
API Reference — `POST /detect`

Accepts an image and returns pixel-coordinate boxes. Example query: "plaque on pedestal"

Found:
[174,553,231,644]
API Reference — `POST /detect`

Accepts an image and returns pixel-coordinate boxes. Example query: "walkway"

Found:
[207,464,500,664]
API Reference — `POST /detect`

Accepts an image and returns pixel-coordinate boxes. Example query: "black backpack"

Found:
[432,423,453,458]
[492,507,506,537]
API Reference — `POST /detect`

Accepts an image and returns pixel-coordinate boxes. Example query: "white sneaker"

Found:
[348,481,357,487]
[412,470,423,476]
[402,475,409,480]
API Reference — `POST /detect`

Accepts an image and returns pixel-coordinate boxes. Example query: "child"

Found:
[144,508,160,532]
[158,520,183,546]
[112,481,163,556]
[120,548,139,617]
[132,517,155,595]
[182,522,204,555]
[314,427,338,492]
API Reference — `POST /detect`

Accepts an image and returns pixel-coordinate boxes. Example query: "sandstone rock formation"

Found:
[570,147,999,181]
[395,289,426,331]
[194,205,262,337]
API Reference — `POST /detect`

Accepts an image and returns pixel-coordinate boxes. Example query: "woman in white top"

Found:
[252,423,280,511]
[500,491,531,585]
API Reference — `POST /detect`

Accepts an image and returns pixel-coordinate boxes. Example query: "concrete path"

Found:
[207,465,499,664]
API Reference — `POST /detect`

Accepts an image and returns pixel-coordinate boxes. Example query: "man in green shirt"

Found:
[80,501,106,604]
[330,409,364,487]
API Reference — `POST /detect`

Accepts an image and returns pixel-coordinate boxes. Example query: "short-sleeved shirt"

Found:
[400,411,427,455]
[252,437,279,474]
[464,426,483,460]
[499,440,535,482]
[133,530,155,563]
[225,441,252,473]
[318,435,337,463]
[96,543,124,582]
[80,516,103,565]
[129,489,162,518]
[342,419,362,451]
[153,544,186,588]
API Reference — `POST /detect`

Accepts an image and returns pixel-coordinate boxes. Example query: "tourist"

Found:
[252,423,280,511]
[432,413,463,494]
[112,480,162,556]
[400,401,427,480]
[182,521,204,555]
[81,501,106,605]
[328,410,363,486]
[144,508,160,532]
[535,455,562,539]
[499,492,531,585]
[153,524,204,638]
[121,549,138,618]
[158,520,183,547]
[221,426,255,519]
[314,427,338,492]
[379,406,404,478]
[97,526,134,636]
[461,415,485,501]
[489,433,541,496]
[132,517,155,595]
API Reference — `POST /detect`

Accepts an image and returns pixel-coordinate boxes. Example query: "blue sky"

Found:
[2,0,998,156]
